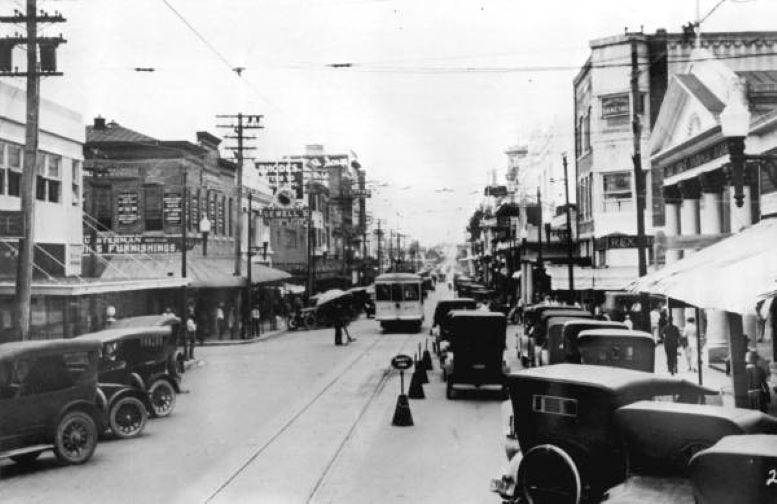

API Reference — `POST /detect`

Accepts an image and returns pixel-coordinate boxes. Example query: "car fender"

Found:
[50,400,102,438]
[148,373,181,394]
[105,386,154,415]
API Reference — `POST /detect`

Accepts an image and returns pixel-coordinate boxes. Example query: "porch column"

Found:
[662,186,681,264]
[679,180,701,255]
[727,312,749,408]
[700,172,728,362]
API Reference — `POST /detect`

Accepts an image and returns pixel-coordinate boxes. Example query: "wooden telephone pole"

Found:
[1,2,66,340]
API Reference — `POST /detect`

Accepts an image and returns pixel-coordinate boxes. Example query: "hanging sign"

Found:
[351,188,372,198]
[262,208,306,219]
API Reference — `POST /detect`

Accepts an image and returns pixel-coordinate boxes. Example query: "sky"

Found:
[10,0,777,245]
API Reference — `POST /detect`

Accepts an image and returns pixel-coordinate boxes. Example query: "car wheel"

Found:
[304,313,317,330]
[518,444,581,504]
[10,451,42,466]
[109,396,148,439]
[287,317,298,331]
[53,410,98,465]
[148,380,177,418]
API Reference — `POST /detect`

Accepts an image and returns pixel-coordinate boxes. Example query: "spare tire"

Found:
[518,444,581,504]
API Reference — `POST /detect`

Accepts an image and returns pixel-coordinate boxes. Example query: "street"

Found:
[0,285,513,504]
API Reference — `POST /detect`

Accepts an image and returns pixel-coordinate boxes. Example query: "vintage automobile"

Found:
[430,298,477,348]
[519,306,591,367]
[558,319,628,364]
[491,364,719,504]
[76,326,181,418]
[535,314,601,367]
[0,339,102,465]
[109,314,181,329]
[689,434,777,504]
[577,329,656,372]
[442,311,508,398]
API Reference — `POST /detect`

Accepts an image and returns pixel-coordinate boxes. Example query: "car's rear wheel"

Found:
[148,380,176,418]
[287,316,299,331]
[109,396,148,439]
[518,444,581,504]
[10,451,42,466]
[53,410,98,465]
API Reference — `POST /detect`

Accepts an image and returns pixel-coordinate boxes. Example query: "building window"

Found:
[584,106,591,152]
[93,186,113,230]
[71,160,81,206]
[8,144,21,169]
[36,175,47,200]
[144,185,164,231]
[602,172,632,213]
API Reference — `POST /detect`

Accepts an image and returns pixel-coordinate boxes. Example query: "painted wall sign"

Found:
[594,234,654,251]
[84,234,189,255]
[601,93,630,118]
[163,191,183,225]
[117,191,139,225]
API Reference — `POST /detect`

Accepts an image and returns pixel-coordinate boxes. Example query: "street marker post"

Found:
[391,354,414,426]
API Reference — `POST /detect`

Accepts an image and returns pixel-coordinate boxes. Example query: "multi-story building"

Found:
[648,47,777,363]
[573,29,777,290]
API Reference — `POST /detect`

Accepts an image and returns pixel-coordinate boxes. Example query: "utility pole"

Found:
[246,191,253,336]
[216,113,263,277]
[375,220,383,275]
[537,186,543,264]
[562,154,575,299]
[217,113,263,337]
[180,168,188,328]
[630,38,648,278]
[1,3,66,340]
[306,191,314,300]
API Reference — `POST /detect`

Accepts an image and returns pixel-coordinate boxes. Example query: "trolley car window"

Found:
[376,284,391,301]
[403,284,420,301]
[391,284,403,301]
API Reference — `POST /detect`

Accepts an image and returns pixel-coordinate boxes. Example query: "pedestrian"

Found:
[185,314,197,360]
[333,303,344,346]
[746,348,771,412]
[658,306,668,344]
[105,305,117,328]
[662,320,680,375]
[343,311,356,344]
[251,305,262,338]
[650,306,661,343]
[683,317,698,372]
[216,303,226,340]
[624,314,634,330]
[227,306,237,340]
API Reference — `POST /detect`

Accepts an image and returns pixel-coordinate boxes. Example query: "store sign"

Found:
[117,191,139,225]
[601,94,630,118]
[163,192,182,225]
[262,207,306,219]
[594,234,654,251]
[0,211,23,238]
[351,188,372,198]
[84,235,187,255]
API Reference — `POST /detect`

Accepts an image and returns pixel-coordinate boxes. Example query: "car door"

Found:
[17,355,76,444]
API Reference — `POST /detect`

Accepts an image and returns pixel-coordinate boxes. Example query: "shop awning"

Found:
[626,217,777,314]
[0,277,187,296]
[99,254,290,289]
[546,265,638,291]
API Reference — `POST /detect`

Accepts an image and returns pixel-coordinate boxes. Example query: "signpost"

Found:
[391,354,414,426]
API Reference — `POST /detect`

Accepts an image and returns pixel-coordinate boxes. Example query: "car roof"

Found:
[540,310,592,321]
[695,434,777,458]
[563,319,627,330]
[578,328,654,340]
[73,325,172,344]
[436,298,476,306]
[618,401,777,434]
[376,273,421,282]
[109,315,181,329]
[0,339,101,361]
[448,310,506,319]
[509,363,707,395]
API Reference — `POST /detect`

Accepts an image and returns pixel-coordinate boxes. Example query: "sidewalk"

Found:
[652,341,734,407]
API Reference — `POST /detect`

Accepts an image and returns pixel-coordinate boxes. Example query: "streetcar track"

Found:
[306,332,417,503]
[204,331,415,503]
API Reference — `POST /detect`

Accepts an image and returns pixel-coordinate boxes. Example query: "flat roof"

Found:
[578,328,654,339]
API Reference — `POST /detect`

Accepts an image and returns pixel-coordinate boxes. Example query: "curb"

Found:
[199,328,288,347]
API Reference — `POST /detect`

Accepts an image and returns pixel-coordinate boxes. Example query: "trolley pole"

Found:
[563,153,575,299]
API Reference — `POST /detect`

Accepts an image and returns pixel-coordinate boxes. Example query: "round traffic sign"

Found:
[391,354,413,370]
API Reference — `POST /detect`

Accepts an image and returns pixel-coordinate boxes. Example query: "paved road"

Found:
[0,284,513,504]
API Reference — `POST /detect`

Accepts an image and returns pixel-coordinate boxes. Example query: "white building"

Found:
[0,81,84,278]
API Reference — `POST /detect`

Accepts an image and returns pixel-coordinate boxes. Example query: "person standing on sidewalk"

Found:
[683,317,698,372]
[185,314,197,360]
[251,305,262,338]
[215,303,226,340]
[662,320,680,375]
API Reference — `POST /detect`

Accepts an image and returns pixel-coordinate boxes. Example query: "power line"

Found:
[159,0,234,72]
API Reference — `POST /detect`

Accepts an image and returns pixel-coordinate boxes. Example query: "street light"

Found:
[199,215,212,256]
[720,87,751,208]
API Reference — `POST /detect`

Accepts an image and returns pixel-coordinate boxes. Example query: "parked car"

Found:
[75,326,181,417]
[430,298,476,352]
[0,340,102,465]
[559,319,628,364]
[109,314,181,329]
[442,311,508,398]
[535,314,596,367]
[689,434,777,504]
[519,305,591,367]
[96,382,150,439]
[577,329,656,372]
[491,364,718,504]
